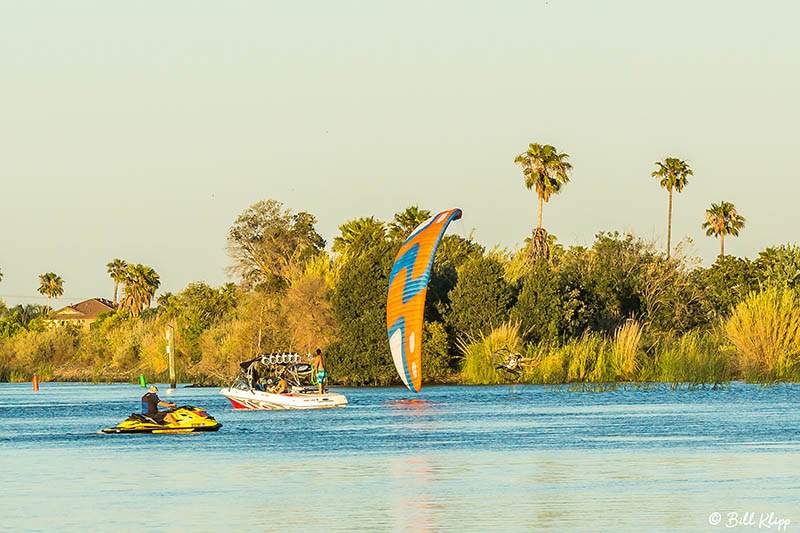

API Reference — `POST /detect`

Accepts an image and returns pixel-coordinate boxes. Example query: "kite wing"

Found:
[386,208,462,392]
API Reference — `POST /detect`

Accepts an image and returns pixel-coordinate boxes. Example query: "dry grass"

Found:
[460,322,523,384]
[726,286,800,380]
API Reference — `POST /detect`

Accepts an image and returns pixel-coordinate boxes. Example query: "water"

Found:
[1,383,798,532]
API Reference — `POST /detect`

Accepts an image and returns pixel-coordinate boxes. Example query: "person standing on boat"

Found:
[312,348,327,394]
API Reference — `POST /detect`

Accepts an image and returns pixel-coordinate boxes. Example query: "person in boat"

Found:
[265,377,287,394]
[141,385,177,424]
[249,366,261,391]
[312,348,327,394]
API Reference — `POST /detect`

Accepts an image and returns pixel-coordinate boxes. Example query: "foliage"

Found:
[703,201,745,256]
[421,321,452,382]
[119,264,160,317]
[283,272,337,354]
[753,244,800,289]
[726,286,800,380]
[514,142,572,232]
[610,319,643,380]
[699,255,757,317]
[37,272,64,311]
[388,206,431,242]
[427,235,485,323]
[327,237,397,386]
[332,216,386,256]
[107,259,127,305]
[460,322,523,385]
[227,199,325,288]
[510,260,570,343]
[157,282,237,362]
[446,255,512,341]
[4,200,800,386]
[652,156,692,257]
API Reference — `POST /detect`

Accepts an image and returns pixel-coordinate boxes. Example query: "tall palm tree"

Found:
[703,201,745,257]
[515,143,572,230]
[515,143,571,260]
[106,259,128,306]
[120,264,161,317]
[652,157,693,258]
[37,272,64,313]
[388,206,431,242]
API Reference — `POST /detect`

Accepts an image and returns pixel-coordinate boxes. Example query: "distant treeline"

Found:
[1,198,799,386]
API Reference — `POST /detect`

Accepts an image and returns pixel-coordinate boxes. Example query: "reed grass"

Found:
[726,286,800,380]
[611,319,642,380]
[460,322,523,384]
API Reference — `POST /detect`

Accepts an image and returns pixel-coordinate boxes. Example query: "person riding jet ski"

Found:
[141,385,177,425]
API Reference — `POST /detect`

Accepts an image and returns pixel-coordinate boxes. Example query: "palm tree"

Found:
[703,201,745,257]
[120,264,160,316]
[515,143,572,260]
[0,267,3,283]
[106,259,127,306]
[37,272,64,313]
[652,157,693,258]
[332,217,386,255]
[388,206,431,242]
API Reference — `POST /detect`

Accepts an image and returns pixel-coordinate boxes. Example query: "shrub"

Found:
[726,286,800,380]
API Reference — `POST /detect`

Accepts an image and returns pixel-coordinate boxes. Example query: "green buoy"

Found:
[139,375,146,387]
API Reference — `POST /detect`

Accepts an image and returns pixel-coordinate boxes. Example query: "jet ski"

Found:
[100,405,222,434]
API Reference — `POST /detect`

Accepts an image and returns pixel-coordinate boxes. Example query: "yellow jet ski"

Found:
[101,405,222,434]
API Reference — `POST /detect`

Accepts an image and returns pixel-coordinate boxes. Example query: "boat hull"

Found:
[220,387,348,410]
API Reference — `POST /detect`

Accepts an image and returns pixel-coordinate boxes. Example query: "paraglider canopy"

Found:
[386,208,462,392]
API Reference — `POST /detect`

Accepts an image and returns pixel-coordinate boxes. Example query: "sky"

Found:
[1,1,799,307]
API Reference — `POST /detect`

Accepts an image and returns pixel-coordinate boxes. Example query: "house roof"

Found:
[53,298,116,321]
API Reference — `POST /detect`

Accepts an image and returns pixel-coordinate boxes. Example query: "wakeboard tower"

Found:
[220,352,348,410]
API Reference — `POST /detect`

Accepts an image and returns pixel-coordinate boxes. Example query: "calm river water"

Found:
[1,382,798,532]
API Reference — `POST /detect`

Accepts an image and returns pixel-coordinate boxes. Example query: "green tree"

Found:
[753,245,800,288]
[700,255,756,316]
[158,282,237,362]
[388,206,431,242]
[120,264,160,317]
[509,260,569,343]
[37,272,64,313]
[446,255,513,340]
[227,199,325,288]
[514,143,572,260]
[515,143,572,230]
[421,321,452,382]
[106,259,128,306]
[427,235,485,323]
[332,217,386,256]
[327,238,398,386]
[702,201,745,257]
[652,157,693,258]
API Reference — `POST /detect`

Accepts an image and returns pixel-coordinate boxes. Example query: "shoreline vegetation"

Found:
[2,147,799,388]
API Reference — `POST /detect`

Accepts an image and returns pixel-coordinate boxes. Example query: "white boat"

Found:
[219,352,348,410]
[220,385,348,410]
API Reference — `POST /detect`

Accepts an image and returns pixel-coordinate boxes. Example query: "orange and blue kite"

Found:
[386,208,462,392]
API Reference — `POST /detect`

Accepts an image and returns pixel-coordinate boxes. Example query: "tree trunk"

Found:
[113,281,118,306]
[47,295,51,314]
[666,189,673,259]
[529,228,550,261]
[537,195,543,229]
[721,232,725,257]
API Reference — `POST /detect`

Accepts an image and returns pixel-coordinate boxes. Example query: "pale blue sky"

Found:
[1,1,798,306]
